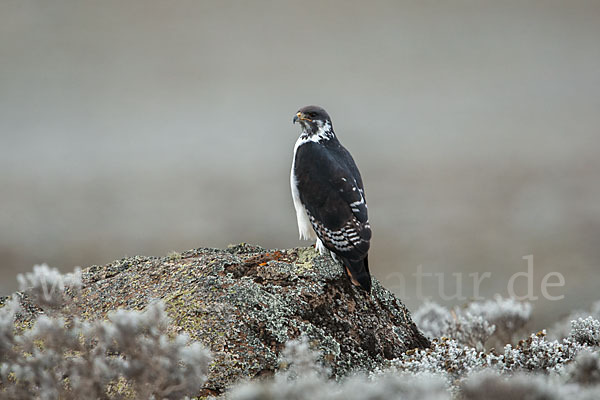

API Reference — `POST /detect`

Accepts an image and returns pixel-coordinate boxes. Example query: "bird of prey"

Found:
[290,105,372,291]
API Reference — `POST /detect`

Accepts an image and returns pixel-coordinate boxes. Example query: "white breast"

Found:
[290,137,317,241]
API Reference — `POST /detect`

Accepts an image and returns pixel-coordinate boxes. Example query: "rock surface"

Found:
[13,244,430,396]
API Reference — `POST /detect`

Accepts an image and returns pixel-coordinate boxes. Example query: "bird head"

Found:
[293,105,333,136]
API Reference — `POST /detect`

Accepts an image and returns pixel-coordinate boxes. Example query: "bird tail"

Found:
[343,255,372,292]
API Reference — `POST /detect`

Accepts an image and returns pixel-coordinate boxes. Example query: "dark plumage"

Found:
[290,105,372,291]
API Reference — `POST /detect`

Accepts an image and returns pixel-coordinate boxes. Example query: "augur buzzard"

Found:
[290,105,372,291]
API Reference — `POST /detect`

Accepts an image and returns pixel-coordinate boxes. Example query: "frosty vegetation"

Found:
[2,264,600,399]
[16,264,82,310]
[1,265,210,399]
[550,301,600,341]
[413,295,532,349]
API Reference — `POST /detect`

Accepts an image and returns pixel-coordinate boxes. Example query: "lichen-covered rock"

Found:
[11,244,429,396]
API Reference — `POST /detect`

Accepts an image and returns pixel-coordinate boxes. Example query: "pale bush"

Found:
[1,266,211,400]
[464,296,532,346]
[413,302,494,349]
[413,296,531,349]
[0,296,19,358]
[446,314,495,350]
[412,301,449,339]
[550,301,600,340]
[500,331,580,373]
[389,337,496,383]
[569,317,600,347]
[230,338,451,400]
[17,264,81,310]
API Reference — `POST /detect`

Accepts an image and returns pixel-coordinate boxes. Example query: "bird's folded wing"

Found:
[294,143,371,259]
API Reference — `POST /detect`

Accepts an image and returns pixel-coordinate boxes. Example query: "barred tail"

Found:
[344,255,371,292]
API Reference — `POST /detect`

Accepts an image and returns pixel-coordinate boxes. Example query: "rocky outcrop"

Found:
[15,244,430,396]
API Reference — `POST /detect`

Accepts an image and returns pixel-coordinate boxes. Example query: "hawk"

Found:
[290,105,372,291]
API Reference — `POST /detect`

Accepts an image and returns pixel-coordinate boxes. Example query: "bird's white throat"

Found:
[300,120,334,142]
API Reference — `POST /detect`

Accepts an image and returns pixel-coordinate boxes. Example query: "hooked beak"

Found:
[293,111,310,124]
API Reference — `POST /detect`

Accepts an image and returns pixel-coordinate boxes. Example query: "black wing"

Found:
[294,140,371,261]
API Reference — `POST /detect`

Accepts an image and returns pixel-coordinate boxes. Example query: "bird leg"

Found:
[315,238,328,256]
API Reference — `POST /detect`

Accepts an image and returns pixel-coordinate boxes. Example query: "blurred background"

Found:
[1,0,598,329]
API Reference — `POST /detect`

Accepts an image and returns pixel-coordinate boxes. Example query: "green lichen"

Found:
[167,251,182,261]
[105,376,135,399]
[293,246,319,273]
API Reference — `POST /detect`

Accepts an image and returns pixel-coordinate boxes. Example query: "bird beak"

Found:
[293,112,310,124]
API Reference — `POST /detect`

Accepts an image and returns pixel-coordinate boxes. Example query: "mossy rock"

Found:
[11,244,430,396]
